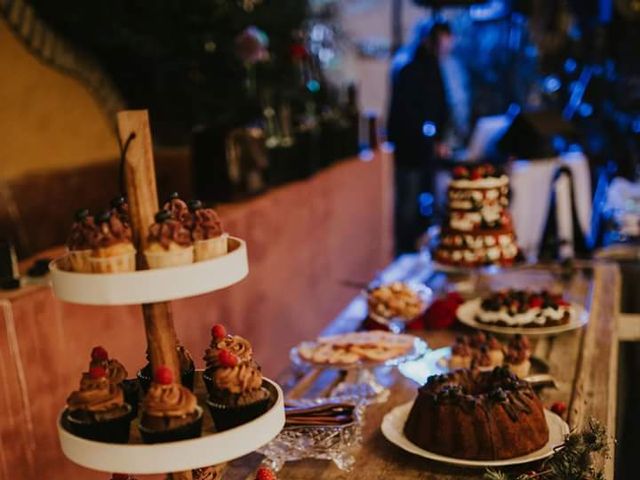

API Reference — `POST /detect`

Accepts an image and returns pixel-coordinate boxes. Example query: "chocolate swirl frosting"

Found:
[67,376,125,412]
[90,358,128,385]
[67,216,96,251]
[212,360,263,395]
[163,198,193,229]
[204,335,253,369]
[192,208,224,241]
[148,219,192,249]
[143,383,198,418]
[89,215,132,249]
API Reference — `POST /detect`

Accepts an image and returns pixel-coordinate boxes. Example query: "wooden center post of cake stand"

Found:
[116,110,189,480]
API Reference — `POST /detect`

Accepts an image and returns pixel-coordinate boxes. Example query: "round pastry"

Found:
[189,200,228,262]
[477,289,574,328]
[139,366,203,444]
[145,210,194,268]
[87,210,136,273]
[65,366,132,443]
[404,367,549,460]
[66,208,96,272]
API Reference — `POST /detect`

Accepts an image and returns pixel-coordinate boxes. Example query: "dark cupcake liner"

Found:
[202,369,214,397]
[139,406,204,444]
[64,405,132,444]
[206,389,272,432]
[137,364,195,393]
[121,379,141,418]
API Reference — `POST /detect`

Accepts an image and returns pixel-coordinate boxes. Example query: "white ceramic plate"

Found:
[381,401,569,468]
[457,298,588,336]
[50,237,248,305]
[58,378,284,474]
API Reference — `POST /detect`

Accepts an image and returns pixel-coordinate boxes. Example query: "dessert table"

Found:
[223,255,620,479]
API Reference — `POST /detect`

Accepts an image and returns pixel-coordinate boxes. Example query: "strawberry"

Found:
[550,401,566,416]
[89,366,107,379]
[154,366,173,385]
[528,296,544,308]
[90,346,109,361]
[256,466,277,480]
[218,349,239,368]
[470,168,483,180]
[211,324,227,340]
[452,166,469,179]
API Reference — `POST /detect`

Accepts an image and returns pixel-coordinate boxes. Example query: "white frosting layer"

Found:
[477,305,574,326]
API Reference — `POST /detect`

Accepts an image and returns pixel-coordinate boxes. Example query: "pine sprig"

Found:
[483,419,609,480]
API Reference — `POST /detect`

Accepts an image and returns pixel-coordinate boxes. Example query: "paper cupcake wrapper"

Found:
[89,251,136,273]
[194,234,229,262]
[137,365,195,393]
[206,391,271,432]
[67,249,92,273]
[64,405,132,443]
[145,246,194,269]
[139,406,203,444]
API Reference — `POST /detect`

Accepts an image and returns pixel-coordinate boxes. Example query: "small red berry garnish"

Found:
[218,349,239,368]
[557,299,570,306]
[528,297,544,308]
[256,466,277,480]
[452,166,468,179]
[551,401,567,416]
[91,346,109,361]
[470,168,483,180]
[211,324,227,340]
[89,366,107,379]
[154,366,174,385]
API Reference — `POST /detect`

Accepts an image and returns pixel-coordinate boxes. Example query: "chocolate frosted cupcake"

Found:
[206,349,271,431]
[189,200,228,262]
[64,366,132,443]
[145,210,194,268]
[163,192,194,229]
[137,343,195,393]
[139,366,203,444]
[88,210,136,273]
[202,324,252,394]
[90,346,139,416]
[66,209,95,272]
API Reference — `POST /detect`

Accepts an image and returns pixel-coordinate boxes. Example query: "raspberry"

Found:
[211,324,227,340]
[452,166,469,179]
[154,366,174,385]
[256,466,277,480]
[528,297,544,308]
[218,349,239,368]
[91,346,109,361]
[89,366,107,379]
[550,401,567,416]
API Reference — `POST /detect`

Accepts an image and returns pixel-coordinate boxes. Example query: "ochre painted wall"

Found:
[0,19,119,180]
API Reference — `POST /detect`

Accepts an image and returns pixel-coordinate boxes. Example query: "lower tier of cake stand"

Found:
[58,378,284,474]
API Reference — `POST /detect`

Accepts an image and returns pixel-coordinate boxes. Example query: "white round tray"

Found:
[382,401,569,467]
[50,237,248,305]
[58,378,284,474]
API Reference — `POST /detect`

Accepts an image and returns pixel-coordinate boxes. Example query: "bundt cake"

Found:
[403,367,549,460]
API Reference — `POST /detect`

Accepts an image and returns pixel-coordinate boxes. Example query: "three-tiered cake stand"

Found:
[49,110,285,479]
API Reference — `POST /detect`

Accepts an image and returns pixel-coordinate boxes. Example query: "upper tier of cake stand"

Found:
[58,378,284,474]
[49,237,248,305]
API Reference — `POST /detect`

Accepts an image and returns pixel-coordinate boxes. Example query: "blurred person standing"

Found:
[388,20,454,252]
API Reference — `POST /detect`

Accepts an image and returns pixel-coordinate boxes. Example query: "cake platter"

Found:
[58,378,285,474]
[49,237,248,305]
[457,298,589,336]
[381,401,569,468]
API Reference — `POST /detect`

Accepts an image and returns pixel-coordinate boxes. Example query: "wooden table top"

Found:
[223,256,620,480]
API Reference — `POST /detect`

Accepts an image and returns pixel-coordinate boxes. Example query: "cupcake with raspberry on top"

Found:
[202,324,253,394]
[89,346,139,416]
[64,365,132,443]
[139,365,203,443]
